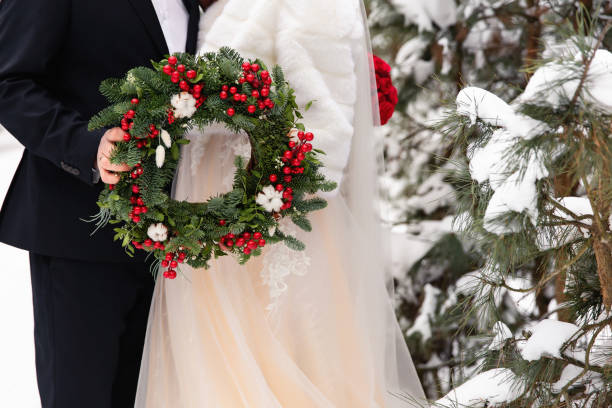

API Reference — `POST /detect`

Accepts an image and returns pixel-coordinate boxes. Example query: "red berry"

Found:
[275,184,284,192]
[242,232,251,239]
[283,175,292,183]
[247,240,258,250]
[177,64,186,73]
[222,85,229,91]
[170,260,178,268]
[144,239,153,247]
[305,132,314,141]
[252,90,260,99]
[253,232,262,240]
[297,131,305,140]
[242,62,251,71]
[240,94,248,102]
[251,63,260,72]
[283,166,292,175]
[248,105,256,114]
[288,141,296,148]
[243,247,251,255]
[225,239,234,247]
[163,65,173,75]
[149,124,157,131]
[258,239,266,247]
[257,101,266,110]
[252,79,260,89]
[235,238,245,247]
[168,56,178,66]
[131,98,139,105]
[132,185,140,194]
[283,150,293,159]
[186,70,197,79]
[133,207,141,215]
[260,70,269,79]
[178,252,186,259]
[179,80,190,91]
[161,260,169,268]
[193,84,203,93]
[233,93,241,102]
[261,88,270,97]
[229,86,237,94]
[297,152,305,161]
[219,91,228,99]
[123,133,131,142]
[227,108,235,116]
[109,184,115,191]
[269,174,278,182]
[246,73,255,82]
[141,206,148,214]
[219,219,226,226]
[165,270,177,279]
[304,143,312,152]
[291,158,300,167]
[171,72,180,83]
[165,253,173,261]
[126,110,135,119]
[154,242,162,249]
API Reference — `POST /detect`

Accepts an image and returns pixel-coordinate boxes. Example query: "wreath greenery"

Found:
[88,48,336,278]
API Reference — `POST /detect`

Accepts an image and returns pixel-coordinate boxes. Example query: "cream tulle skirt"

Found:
[135,129,426,407]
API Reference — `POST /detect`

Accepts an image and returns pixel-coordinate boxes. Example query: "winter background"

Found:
[0,127,39,407]
[3,0,612,407]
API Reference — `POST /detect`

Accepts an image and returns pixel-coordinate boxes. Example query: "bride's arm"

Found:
[275,1,361,194]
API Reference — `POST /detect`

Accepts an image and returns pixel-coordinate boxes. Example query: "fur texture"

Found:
[195,0,362,187]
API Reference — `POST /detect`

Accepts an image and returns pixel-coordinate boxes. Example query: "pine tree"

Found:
[367,0,612,401]
[434,4,612,407]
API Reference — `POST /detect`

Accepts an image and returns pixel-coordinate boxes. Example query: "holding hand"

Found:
[96,127,131,184]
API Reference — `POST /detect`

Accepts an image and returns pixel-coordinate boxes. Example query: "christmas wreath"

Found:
[88,48,336,279]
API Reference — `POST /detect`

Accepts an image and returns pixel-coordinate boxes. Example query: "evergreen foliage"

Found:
[368,0,612,404]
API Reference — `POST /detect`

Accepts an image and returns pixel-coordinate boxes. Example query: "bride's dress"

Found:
[135,0,426,406]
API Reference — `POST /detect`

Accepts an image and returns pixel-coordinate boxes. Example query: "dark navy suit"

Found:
[0,0,200,406]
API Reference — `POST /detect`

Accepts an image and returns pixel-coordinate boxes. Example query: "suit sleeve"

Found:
[0,0,105,185]
[276,1,360,193]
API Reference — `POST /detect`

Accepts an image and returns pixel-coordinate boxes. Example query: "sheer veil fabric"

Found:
[135,0,427,406]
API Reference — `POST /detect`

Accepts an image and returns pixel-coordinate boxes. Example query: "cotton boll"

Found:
[156,145,166,168]
[161,130,172,148]
[147,223,168,242]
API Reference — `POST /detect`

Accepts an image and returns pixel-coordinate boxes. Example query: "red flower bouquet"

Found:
[373,55,398,125]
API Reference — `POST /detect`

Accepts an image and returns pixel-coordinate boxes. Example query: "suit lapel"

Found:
[126,0,169,56]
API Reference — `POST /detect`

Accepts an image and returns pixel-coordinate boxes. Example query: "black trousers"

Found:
[29,253,155,408]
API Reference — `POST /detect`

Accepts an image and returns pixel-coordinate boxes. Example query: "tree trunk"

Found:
[524,0,542,79]
[593,237,612,310]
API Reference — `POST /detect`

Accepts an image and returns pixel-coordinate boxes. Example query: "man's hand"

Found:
[96,127,131,184]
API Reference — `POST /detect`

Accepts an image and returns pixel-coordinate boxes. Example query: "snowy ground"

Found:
[0,128,41,407]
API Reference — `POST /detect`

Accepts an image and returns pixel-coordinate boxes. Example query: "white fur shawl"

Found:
[195,0,364,187]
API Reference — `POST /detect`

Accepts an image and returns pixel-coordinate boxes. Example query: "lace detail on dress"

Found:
[188,124,250,188]
[261,219,311,313]
[219,132,251,190]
